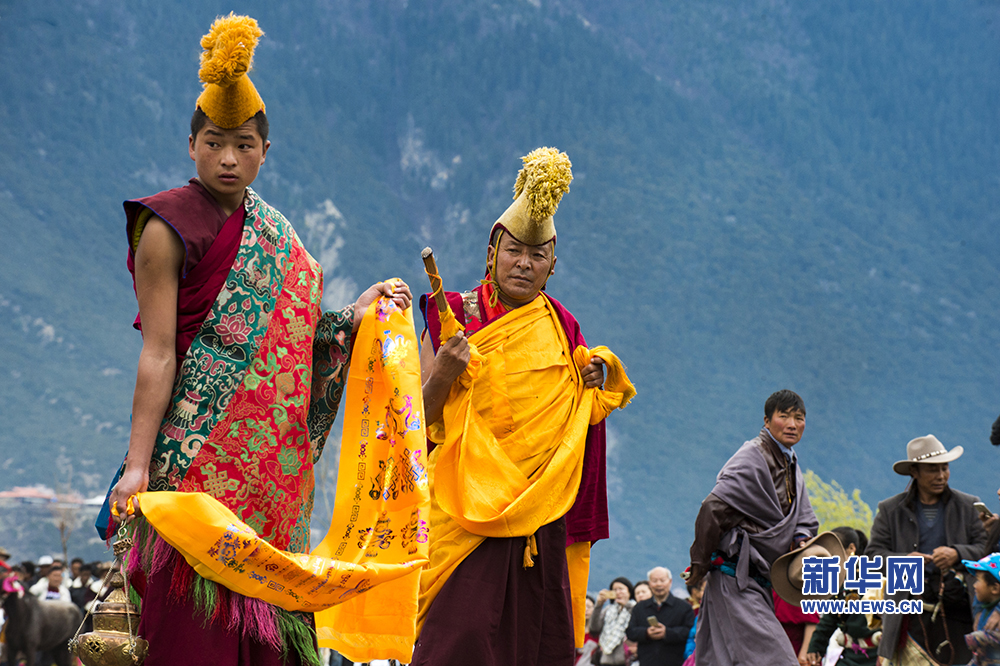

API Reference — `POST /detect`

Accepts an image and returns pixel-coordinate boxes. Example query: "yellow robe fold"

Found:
[417,294,634,646]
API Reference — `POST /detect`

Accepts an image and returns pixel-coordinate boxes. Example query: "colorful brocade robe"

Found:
[101,186,354,553]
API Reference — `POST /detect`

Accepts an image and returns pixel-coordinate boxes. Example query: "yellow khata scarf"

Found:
[418,294,635,647]
[138,294,430,663]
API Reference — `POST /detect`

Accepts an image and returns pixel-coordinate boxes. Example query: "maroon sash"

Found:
[125,181,245,365]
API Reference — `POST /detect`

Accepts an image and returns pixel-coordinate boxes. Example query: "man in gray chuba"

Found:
[687,389,818,666]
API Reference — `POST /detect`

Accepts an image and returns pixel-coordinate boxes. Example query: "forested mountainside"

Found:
[1,0,998,581]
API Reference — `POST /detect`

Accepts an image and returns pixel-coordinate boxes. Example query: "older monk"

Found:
[412,147,634,666]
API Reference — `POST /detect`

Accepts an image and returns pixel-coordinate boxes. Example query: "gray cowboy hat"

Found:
[892,434,963,476]
[772,531,847,606]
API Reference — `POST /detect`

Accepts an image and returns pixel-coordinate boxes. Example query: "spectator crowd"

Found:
[2,394,1000,666]
[0,551,114,666]
[0,552,111,614]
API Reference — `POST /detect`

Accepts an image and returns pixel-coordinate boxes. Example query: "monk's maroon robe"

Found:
[125,178,244,366]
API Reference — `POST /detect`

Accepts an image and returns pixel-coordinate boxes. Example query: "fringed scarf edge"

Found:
[125,517,321,666]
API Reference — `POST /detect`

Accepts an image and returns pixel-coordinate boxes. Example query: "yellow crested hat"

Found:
[195,14,266,129]
[491,147,573,246]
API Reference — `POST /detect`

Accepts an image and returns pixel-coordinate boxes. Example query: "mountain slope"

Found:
[1,0,998,582]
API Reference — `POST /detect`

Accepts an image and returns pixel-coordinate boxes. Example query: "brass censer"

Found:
[69,506,148,666]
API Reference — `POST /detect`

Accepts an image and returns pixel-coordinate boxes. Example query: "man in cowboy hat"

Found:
[867,434,988,663]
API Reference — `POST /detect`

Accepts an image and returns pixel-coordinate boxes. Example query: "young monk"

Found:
[96,14,410,666]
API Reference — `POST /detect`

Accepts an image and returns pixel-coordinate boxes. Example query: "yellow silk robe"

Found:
[419,294,634,645]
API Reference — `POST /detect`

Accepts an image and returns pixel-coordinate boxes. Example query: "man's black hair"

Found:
[190,107,269,143]
[764,389,805,420]
[855,529,868,554]
[71,557,83,565]
[831,526,859,550]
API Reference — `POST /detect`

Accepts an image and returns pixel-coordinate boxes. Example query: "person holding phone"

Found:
[589,578,636,665]
[978,497,1000,550]
[626,567,694,666]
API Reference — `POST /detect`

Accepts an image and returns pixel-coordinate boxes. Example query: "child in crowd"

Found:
[961,552,1000,666]
[806,527,878,666]
[575,595,601,666]
[683,578,706,662]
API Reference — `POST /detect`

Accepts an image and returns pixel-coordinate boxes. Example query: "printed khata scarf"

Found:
[137,294,430,664]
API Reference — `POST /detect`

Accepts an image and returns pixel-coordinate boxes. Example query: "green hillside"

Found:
[1,0,998,584]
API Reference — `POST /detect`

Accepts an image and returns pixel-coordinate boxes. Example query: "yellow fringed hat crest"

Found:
[491,147,573,246]
[195,14,266,129]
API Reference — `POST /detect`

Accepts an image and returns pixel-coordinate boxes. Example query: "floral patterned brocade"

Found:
[125,188,353,553]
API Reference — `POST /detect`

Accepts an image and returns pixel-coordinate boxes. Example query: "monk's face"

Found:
[764,408,805,447]
[488,235,555,308]
[189,119,269,207]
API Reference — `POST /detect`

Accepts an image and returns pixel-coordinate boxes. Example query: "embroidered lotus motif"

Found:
[217,313,252,346]
[277,446,302,476]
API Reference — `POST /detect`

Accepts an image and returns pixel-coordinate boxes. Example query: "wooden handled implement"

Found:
[422,246,464,343]
[421,247,449,315]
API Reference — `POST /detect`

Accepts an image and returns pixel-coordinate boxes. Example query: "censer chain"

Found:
[69,521,138,657]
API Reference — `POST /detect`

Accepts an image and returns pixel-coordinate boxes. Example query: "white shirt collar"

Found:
[764,428,796,463]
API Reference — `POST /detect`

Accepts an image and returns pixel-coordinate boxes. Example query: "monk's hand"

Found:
[581,356,605,388]
[435,332,470,383]
[109,464,148,523]
[353,280,413,331]
[930,545,959,570]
